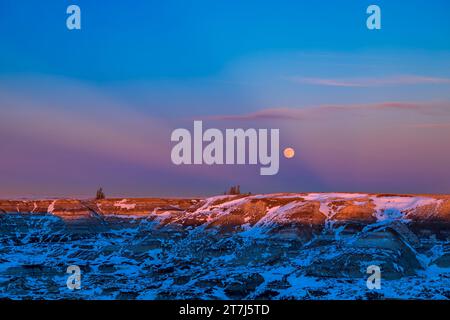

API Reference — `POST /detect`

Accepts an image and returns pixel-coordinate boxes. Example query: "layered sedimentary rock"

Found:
[2,192,448,225]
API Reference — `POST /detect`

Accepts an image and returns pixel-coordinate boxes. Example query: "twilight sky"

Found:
[1,0,450,198]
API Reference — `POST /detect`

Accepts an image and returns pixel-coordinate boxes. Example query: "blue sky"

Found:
[1,1,450,197]
[1,0,449,82]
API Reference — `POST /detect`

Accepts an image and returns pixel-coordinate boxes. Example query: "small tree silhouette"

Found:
[226,185,241,195]
[96,187,105,200]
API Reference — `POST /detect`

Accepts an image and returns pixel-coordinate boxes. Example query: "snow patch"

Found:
[303,193,368,201]
[47,200,56,214]
[114,199,136,210]
[371,196,440,221]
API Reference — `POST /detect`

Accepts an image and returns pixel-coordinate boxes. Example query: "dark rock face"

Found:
[0,193,449,299]
[224,273,265,299]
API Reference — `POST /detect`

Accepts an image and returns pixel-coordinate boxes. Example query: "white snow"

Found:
[303,193,368,201]
[114,199,136,210]
[47,200,56,214]
[370,195,441,221]
[371,196,436,212]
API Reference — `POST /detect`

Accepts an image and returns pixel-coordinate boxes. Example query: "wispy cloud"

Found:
[290,75,450,87]
[208,101,450,121]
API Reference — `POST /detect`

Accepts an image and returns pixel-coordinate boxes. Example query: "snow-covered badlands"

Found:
[1,193,449,299]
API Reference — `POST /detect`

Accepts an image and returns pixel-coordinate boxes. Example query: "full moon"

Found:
[283,147,295,159]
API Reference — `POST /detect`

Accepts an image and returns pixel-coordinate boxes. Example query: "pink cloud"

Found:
[208,101,450,121]
[290,75,450,87]
[207,108,307,121]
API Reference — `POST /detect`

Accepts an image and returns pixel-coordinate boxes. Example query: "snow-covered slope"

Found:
[2,193,448,226]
